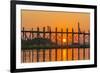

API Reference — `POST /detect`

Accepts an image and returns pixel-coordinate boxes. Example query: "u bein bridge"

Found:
[21,23,90,63]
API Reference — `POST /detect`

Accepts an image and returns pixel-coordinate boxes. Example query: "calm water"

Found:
[21,48,90,63]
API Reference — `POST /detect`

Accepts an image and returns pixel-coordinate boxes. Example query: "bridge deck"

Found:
[22,44,90,50]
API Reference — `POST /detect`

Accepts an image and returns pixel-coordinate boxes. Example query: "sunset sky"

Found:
[21,10,90,62]
[21,10,90,32]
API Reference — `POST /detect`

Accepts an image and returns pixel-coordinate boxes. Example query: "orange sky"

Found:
[21,10,90,61]
[21,10,90,32]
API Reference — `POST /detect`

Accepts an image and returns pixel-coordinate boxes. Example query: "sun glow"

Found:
[63,38,66,43]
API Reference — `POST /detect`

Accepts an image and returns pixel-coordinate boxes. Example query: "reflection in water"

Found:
[73,48,78,60]
[62,49,66,61]
[67,48,72,61]
[21,48,90,63]
[51,49,56,61]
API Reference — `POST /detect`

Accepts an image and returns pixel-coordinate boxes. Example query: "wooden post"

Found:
[66,28,68,60]
[83,31,85,60]
[22,27,24,40]
[43,27,45,62]
[23,27,25,40]
[31,28,34,62]
[88,30,90,59]
[72,28,74,60]
[29,29,32,62]
[78,22,80,60]
[55,27,57,61]
[22,27,26,62]
[49,27,51,61]
[37,27,40,38]
[32,28,33,62]
[22,27,24,62]
[61,28,63,61]
[37,27,40,62]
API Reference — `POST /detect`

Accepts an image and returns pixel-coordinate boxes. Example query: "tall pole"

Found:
[37,27,39,62]
[55,27,57,61]
[72,28,74,60]
[49,27,51,61]
[43,27,45,62]
[78,22,80,60]
[61,28,63,61]
[66,28,68,60]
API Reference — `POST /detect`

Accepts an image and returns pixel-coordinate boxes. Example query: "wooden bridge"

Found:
[21,23,90,63]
